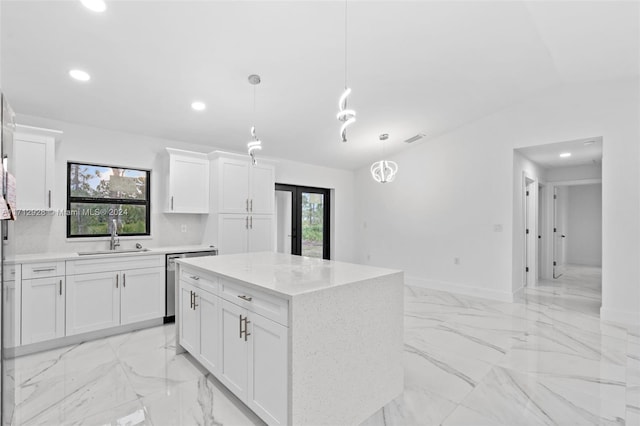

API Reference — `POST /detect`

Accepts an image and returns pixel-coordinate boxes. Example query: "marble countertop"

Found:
[176,251,401,298]
[12,244,217,264]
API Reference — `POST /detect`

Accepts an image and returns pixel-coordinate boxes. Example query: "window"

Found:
[67,162,150,238]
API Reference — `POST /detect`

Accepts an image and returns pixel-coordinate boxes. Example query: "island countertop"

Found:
[176,251,401,298]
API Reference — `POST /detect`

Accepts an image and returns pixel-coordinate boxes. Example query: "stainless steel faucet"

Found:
[110,219,120,250]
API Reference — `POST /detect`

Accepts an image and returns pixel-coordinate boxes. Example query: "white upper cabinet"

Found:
[215,154,274,215]
[14,126,61,211]
[166,148,210,214]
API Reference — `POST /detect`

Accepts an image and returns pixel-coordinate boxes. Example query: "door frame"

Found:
[522,173,537,287]
[275,184,331,260]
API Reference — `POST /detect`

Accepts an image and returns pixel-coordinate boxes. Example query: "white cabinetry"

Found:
[66,255,165,336]
[178,265,288,426]
[3,264,21,348]
[166,148,210,214]
[21,262,65,345]
[212,153,275,254]
[14,126,60,211]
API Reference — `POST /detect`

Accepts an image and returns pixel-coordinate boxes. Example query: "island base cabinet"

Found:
[219,299,288,426]
[179,283,221,375]
[120,267,165,325]
[66,272,119,336]
[22,276,65,345]
[248,313,288,426]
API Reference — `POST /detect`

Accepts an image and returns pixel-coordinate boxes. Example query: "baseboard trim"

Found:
[600,306,640,327]
[406,276,514,303]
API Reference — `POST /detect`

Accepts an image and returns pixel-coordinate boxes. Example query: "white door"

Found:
[219,158,250,214]
[218,215,249,254]
[14,134,55,210]
[250,164,275,214]
[169,154,209,213]
[247,313,288,426]
[22,276,65,344]
[220,300,248,400]
[66,271,119,336]
[248,215,274,253]
[553,186,566,278]
[198,289,220,374]
[179,283,199,354]
[120,267,165,325]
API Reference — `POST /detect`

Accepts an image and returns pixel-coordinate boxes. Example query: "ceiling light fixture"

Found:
[583,140,595,146]
[336,0,355,143]
[191,101,206,111]
[247,74,263,165]
[69,69,91,82]
[559,152,572,158]
[370,134,398,183]
[80,0,107,13]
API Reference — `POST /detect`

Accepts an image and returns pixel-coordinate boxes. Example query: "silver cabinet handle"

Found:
[245,216,249,229]
[244,317,251,341]
[250,199,253,212]
[190,275,200,281]
[59,279,62,295]
[246,199,249,212]
[116,273,119,288]
[190,290,194,309]
[250,216,253,229]
[48,190,51,208]
[239,314,243,338]
[32,267,56,273]
[171,196,174,210]
[237,295,253,302]
[123,273,126,287]
[193,293,198,309]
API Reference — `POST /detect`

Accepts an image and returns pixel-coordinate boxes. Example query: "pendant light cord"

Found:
[344,0,348,89]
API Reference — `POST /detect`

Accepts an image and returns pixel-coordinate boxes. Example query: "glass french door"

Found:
[275,184,330,260]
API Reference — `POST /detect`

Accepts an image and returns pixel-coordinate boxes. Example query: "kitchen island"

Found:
[175,252,403,426]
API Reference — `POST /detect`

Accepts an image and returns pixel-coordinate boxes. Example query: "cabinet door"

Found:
[220,300,248,400]
[197,289,220,374]
[22,276,65,344]
[14,134,55,210]
[179,282,199,354]
[3,280,21,348]
[169,153,209,213]
[248,215,274,253]
[249,164,274,214]
[66,272,119,336]
[218,215,249,255]
[218,158,250,214]
[120,267,165,325]
[247,314,288,426]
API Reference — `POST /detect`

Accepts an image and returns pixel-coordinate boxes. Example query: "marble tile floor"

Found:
[8,264,638,425]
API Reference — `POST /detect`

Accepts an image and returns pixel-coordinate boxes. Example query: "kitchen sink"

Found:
[77,248,152,256]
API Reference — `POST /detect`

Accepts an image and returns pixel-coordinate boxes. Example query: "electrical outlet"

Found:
[181,224,187,233]
[454,257,460,265]
[494,224,503,232]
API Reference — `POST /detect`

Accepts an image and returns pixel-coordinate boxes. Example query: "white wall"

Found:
[354,77,639,325]
[547,164,602,182]
[566,184,602,266]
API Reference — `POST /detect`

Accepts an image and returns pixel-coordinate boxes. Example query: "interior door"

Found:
[274,184,331,260]
[553,186,566,278]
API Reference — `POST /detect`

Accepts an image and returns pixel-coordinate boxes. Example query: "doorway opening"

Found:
[275,184,331,260]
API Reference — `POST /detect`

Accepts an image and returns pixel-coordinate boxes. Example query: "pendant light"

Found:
[370,134,398,183]
[336,0,355,142]
[247,74,262,165]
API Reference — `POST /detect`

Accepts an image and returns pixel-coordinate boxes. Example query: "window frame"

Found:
[66,161,151,238]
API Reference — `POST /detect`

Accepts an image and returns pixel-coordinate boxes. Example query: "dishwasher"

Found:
[165,248,217,322]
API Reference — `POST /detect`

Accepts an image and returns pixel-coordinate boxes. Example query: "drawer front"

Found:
[220,278,288,327]
[67,255,164,275]
[180,267,218,293]
[3,263,21,282]
[23,261,65,279]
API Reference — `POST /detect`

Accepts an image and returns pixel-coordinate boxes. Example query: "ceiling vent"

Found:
[404,133,426,143]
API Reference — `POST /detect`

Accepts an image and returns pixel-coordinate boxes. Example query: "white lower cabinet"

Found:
[120,267,165,325]
[22,276,65,344]
[179,267,288,426]
[179,282,221,375]
[66,272,119,335]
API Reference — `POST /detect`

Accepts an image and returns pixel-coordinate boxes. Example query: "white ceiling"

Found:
[1,1,638,170]
[517,136,603,169]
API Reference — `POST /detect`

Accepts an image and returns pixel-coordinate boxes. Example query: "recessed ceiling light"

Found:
[559,152,571,158]
[69,69,91,82]
[191,101,206,111]
[80,0,107,13]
